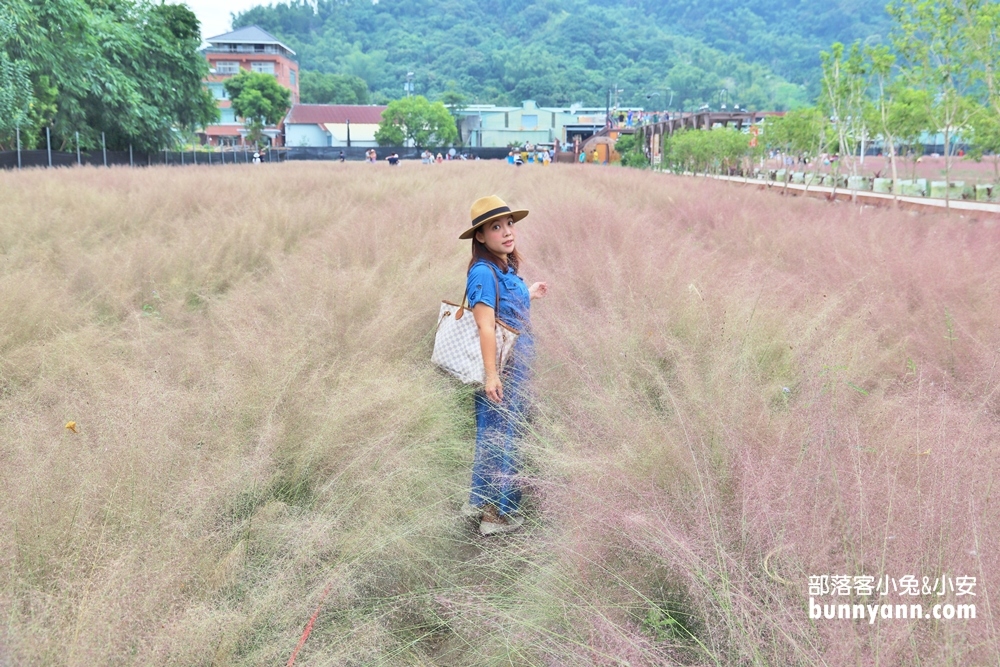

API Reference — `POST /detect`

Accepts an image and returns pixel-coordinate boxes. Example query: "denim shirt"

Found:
[466,259,534,368]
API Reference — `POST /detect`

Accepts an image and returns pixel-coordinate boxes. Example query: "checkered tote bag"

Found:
[432,270,519,384]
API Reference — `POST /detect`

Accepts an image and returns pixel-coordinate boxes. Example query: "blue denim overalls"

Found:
[465,259,534,517]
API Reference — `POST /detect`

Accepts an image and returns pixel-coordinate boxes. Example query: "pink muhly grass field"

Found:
[0,160,997,665]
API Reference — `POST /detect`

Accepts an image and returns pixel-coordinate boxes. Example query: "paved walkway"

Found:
[694,173,1000,217]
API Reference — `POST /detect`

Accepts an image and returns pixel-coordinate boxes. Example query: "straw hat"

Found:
[459,195,529,240]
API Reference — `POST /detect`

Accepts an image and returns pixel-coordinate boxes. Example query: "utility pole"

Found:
[405,72,414,97]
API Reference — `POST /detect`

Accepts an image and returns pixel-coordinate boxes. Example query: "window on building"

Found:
[251,61,276,75]
[522,114,538,130]
[215,61,240,75]
[290,70,296,86]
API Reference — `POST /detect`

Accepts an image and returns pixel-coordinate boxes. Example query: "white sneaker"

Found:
[479,514,524,536]
[461,502,483,519]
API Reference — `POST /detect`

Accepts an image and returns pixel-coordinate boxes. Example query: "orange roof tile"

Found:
[285,104,387,125]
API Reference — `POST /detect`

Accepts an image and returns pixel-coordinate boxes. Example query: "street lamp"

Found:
[645,92,659,124]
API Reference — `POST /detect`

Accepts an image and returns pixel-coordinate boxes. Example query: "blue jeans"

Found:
[469,362,530,517]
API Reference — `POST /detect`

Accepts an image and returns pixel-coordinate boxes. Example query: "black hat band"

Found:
[471,205,512,227]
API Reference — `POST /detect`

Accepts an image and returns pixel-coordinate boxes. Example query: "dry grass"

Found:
[1,161,998,666]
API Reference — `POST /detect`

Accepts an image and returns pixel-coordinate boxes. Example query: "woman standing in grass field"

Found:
[460,195,547,536]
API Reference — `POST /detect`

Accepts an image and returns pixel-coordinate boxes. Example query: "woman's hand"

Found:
[529,282,548,300]
[484,373,504,403]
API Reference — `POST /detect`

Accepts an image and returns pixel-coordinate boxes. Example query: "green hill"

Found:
[233,0,889,110]
[642,0,891,84]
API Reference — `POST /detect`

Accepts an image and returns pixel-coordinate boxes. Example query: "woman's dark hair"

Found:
[468,237,521,274]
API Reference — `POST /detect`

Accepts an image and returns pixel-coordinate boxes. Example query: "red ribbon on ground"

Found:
[286,578,337,666]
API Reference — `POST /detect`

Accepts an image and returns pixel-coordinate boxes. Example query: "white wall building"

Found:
[284,104,387,148]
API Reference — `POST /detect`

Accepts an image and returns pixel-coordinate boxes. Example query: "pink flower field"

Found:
[765,153,1000,185]
[1,161,997,665]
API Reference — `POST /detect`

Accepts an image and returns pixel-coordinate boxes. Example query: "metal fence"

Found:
[0,144,513,170]
[0,147,288,170]
[284,146,513,161]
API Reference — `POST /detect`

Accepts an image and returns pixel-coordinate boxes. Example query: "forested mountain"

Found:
[641,0,891,85]
[233,0,888,110]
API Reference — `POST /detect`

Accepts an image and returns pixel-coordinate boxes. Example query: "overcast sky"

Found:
[184,0,263,40]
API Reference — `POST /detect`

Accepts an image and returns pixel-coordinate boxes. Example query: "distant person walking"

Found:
[339,150,345,162]
[459,195,547,535]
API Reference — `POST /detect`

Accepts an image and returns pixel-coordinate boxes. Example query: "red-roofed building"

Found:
[200,26,300,147]
[285,104,388,147]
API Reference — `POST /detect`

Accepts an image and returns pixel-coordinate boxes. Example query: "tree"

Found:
[865,45,902,191]
[374,96,458,148]
[300,71,370,104]
[888,87,934,179]
[439,90,467,109]
[0,12,32,148]
[819,41,869,180]
[615,133,648,168]
[224,71,292,147]
[141,3,220,138]
[958,1,1000,181]
[0,0,217,152]
[764,107,827,159]
[862,44,935,190]
[889,0,978,206]
[966,102,1000,182]
[662,127,752,175]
